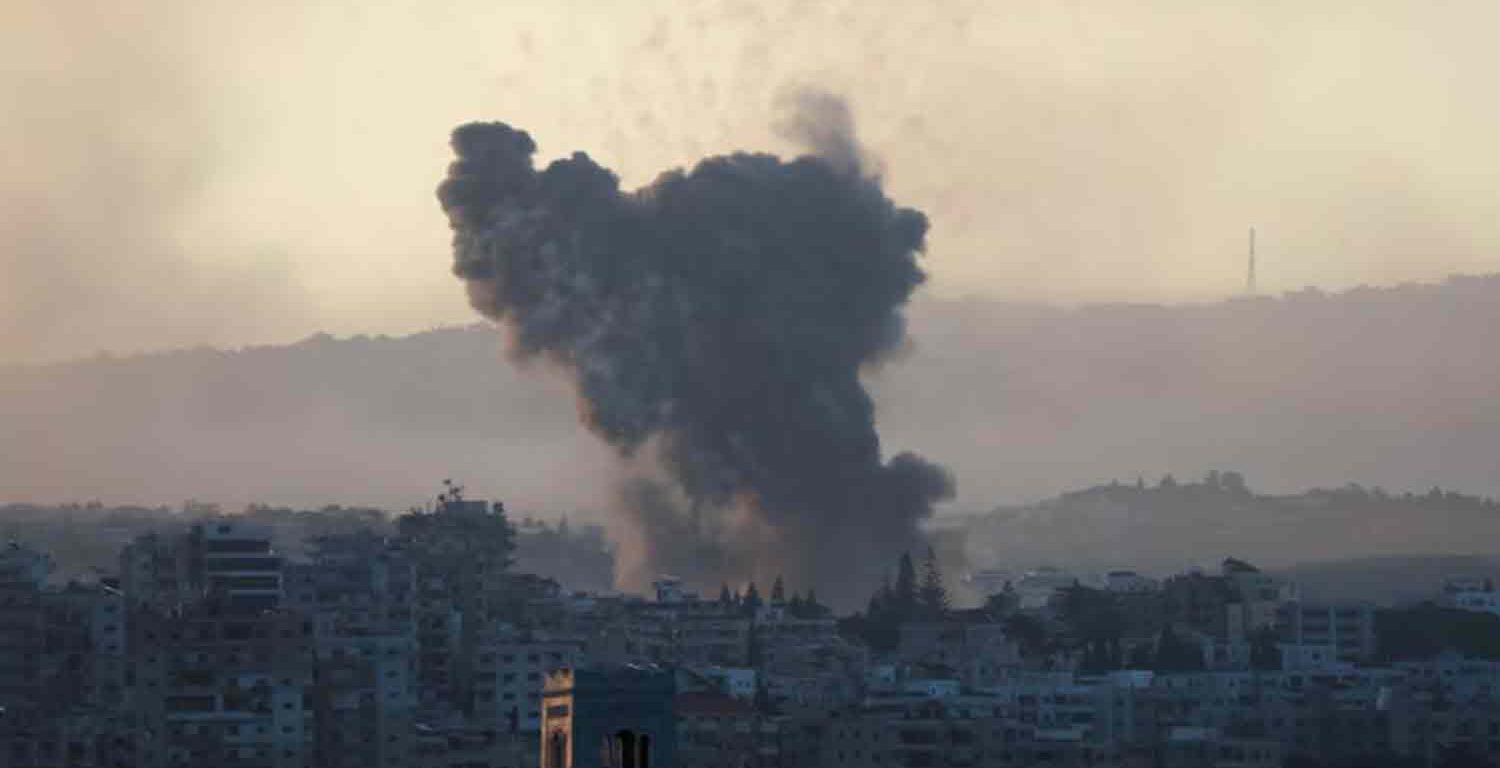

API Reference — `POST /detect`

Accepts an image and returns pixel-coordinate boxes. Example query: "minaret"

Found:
[1247,227,1257,295]
[542,666,676,768]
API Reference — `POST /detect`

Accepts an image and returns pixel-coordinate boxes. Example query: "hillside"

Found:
[947,476,1500,588]
[3,275,1499,535]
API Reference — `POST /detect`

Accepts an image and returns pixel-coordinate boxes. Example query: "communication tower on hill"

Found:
[1246,227,1257,295]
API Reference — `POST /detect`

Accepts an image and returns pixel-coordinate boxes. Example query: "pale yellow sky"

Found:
[3,0,1498,361]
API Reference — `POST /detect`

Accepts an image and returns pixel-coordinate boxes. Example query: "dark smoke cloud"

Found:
[436,93,952,602]
[773,87,866,178]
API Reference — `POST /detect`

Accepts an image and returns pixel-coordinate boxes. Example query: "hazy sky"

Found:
[3,1,1498,362]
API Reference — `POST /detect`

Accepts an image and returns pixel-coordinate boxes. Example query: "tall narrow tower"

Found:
[1247,227,1257,295]
[542,666,676,768]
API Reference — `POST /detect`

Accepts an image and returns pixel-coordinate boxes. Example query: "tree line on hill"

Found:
[0,496,615,594]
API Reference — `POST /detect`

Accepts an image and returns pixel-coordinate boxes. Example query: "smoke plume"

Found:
[436,93,952,602]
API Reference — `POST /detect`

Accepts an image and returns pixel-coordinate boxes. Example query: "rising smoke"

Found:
[436,91,953,602]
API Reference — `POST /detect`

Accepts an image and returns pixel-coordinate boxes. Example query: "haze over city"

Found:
[10,4,1500,768]
[5,1,1500,362]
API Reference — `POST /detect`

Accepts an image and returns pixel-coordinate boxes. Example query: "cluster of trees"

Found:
[1008,582,1500,674]
[0,500,388,579]
[1051,586,1210,673]
[1059,469,1255,503]
[1068,471,1500,517]
[0,486,618,594]
[1306,483,1500,511]
[843,549,951,651]
[1053,585,1280,674]
[1045,470,1500,522]
[1376,605,1500,661]
[716,576,830,619]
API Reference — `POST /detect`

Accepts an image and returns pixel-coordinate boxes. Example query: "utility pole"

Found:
[1247,227,1257,295]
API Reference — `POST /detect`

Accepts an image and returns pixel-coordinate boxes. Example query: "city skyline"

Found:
[6,3,1500,766]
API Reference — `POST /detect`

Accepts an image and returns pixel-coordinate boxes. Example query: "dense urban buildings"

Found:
[4,497,1500,768]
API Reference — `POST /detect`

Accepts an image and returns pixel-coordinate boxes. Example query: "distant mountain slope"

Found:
[0,327,618,515]
[876,274,1500,510]
[947,477,1500,584]
[3,275,1499,532]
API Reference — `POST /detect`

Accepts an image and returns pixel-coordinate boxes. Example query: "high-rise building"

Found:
[127,605,315,768]
[121,522,285,613]
[0,542,50,713]
[194,521,284,612]
[285,531,419,768]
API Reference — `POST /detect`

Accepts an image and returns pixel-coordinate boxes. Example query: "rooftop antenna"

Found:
[1246,227,1257,295]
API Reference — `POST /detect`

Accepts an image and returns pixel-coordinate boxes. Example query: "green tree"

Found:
[1004,613,1050,662]
[1058,585,1123,643]
[804,588,827,618]
[771,575,786,605]
[1250,626,1282,671]
[743,582,763,614]
[753,681,771,713]
[1079,639,1120,674]
[984,583,1019,616]
[1377,605,1500,661]
[854,574,900,651]
[867,576,892,618]
[894,552,919,620]
[746,622,763,667]
[1220,471,1250,495]
[918,547,950,619]
[1153,626,1206,672]
[1127,642,1154,669]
